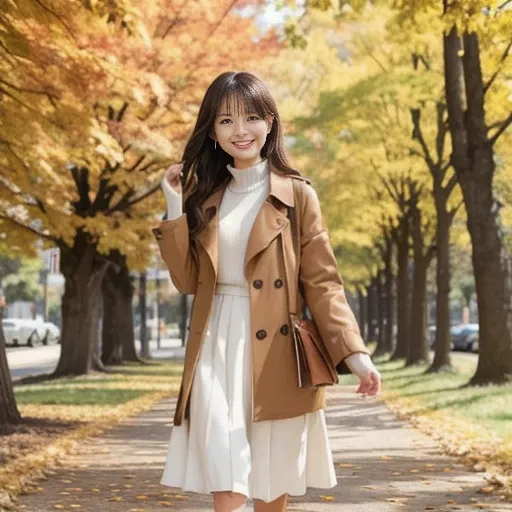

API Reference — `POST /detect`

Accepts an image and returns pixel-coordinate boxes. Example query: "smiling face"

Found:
[212,95,273,169]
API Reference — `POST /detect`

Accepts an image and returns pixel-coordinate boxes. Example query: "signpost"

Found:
[40,248,60,321]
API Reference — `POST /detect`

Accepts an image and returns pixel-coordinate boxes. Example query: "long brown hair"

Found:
[180,71,299,244]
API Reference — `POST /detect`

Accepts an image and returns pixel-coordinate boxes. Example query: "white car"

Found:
[1,318,47,347]
[41,322,60,344]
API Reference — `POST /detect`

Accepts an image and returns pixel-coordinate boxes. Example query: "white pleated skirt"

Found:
[160,283,337,503]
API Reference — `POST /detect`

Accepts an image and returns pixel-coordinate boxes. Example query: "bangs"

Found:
[217,86,272,119]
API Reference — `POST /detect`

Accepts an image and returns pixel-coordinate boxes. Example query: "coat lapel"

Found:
[195,185,226,278]
[244,167,295,274]
[195,165,296,280]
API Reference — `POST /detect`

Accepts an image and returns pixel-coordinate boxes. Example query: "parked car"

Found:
[1,318,46,347]
[41,322,60,345]
[428,325,455,350]
[451,323,479,352]
[2,319,22,346]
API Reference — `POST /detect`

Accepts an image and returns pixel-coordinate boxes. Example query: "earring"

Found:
[214,140,217,150]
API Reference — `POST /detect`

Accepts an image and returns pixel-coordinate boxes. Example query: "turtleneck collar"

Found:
[226,159,269,194]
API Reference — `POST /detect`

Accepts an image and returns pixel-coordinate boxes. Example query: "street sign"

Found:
[42,248,60,274]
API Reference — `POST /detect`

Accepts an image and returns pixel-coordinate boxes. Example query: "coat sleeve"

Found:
[297,182,371,366]
[152,214,198,295]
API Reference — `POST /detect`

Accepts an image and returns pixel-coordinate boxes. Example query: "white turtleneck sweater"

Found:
[160,159,376,377]
[162,159,269,289]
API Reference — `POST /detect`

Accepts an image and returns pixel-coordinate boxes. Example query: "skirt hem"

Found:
[158,481,338,503]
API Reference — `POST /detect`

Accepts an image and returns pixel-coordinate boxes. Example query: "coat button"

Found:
[253,279,263,289]
[256,329,267,340]
[280,324,289,336]
[274,278,283,288]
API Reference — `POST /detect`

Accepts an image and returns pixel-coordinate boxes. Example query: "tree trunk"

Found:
[444,27,512,384]
[121,270,139,362]
[391,216,410,360]
[407,206,430,366]
[101,253,140,365]
[375,270,385,352]
[357,286,367,340]
[367,279,376,341]
[90,266,107,372]
[429,211,453,372]
[53,235,107,377]
[0,313,21,425]
[139,271,150,359]
[384,237,395,354]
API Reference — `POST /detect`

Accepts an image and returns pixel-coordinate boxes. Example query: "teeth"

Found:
[234,141,253,147]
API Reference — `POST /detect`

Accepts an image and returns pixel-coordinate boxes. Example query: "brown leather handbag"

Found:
[280,181,339,389]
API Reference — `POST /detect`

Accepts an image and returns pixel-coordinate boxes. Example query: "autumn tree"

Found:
[0,0,278,377]
[397,0,512,383]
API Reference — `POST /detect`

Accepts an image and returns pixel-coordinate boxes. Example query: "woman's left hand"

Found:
[355,368,381,397]
[343,353,382,397]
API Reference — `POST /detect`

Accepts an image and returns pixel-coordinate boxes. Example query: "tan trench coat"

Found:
[152,166,371,427]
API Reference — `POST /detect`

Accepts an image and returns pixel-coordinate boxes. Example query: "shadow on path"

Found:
[15,386,511,512]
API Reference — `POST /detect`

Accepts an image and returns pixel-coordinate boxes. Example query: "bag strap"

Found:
[283,176,310,320]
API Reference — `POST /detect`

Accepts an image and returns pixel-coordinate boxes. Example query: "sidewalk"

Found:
[14,384,512,512]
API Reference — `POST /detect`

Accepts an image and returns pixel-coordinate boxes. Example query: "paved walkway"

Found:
[15,385,511,512]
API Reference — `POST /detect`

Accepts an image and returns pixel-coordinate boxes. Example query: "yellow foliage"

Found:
[0,0,279,271]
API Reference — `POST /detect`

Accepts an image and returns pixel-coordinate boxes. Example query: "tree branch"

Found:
[33,0,78,43]
[443,171,458,196]
[70,166,92,213]
[0,77,59,101]
[0,214,57,242]
[106,181,161,214]
[483,39,512,95]
[490,112,512,145]
[410,107,436,173]
[448,199,464,221]
[435,102,447,165]
[497,0,512,11]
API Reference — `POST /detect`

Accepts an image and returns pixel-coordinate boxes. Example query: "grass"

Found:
[0,359,183,510]
[343,351,512,499]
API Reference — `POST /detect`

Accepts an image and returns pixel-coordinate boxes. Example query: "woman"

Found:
[152,71,382,512]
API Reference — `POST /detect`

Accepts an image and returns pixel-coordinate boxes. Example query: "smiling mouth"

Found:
[232,140,255,148]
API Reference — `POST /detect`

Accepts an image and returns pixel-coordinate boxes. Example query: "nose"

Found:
[233,119,248,137]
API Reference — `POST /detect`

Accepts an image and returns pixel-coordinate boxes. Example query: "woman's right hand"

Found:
[162,162,184,195]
